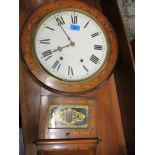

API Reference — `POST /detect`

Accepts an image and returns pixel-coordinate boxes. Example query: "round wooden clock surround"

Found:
[21,0,118,94]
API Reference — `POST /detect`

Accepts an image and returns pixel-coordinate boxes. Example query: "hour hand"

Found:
[42,47,62,58]
[51,42,74,53]
[55,42,74,52]
[42,42,74,60]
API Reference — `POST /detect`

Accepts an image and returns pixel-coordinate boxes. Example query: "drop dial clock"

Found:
[21,0,118,93]
[34,10,108,82]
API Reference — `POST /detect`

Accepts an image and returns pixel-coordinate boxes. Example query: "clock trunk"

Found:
[20,0,134,155]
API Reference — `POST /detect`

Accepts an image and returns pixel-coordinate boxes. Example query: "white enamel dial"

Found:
[34,9,109,82]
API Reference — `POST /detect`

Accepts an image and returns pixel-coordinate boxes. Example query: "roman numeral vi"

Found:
[68,66,74,76]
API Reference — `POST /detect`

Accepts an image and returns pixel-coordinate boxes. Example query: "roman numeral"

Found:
[84,21,90,28]
[52,60,61,71]
[90,55,99,64]
[91,32,99,38]
[94,45,103,50]
[55,16,65,26]
[68,66,74,76]
[45,26,55,31]
[71,15,77,24]
[56,64,61,71]
[40,39,50,44]
[42,50,52,57]
[45,56,52,61]
[83,65,89,72]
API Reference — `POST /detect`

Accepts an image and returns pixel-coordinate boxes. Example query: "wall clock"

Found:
[20,0,134,155]
[21,0,118,94]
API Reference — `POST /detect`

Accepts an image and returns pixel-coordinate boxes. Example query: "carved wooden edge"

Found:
[36,138,98,152]
[20,0,118,93]
[36,138,98,145]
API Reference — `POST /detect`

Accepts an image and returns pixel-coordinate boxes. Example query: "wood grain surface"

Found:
[100,0,135,154]
[38,96,97,139]
[37,139,97,155]
[20,0,134,155]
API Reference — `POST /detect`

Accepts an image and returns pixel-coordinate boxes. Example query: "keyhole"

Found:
[66,132,70,137]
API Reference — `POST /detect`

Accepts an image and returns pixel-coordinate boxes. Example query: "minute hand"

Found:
[59,24,73,43]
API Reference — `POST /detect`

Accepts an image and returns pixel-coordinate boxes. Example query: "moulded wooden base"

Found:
[36,139,97,155]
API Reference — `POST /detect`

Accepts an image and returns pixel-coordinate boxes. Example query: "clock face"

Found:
[34,9,109,82]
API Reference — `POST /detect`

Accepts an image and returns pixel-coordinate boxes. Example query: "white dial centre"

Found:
[34,9,109,82]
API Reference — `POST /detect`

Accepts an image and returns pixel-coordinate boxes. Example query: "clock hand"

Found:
[59,24,71,41]
[58,44,71,51]
[59,24,75,46]
[56,44,70,52]
[50,42,73,54]
[54,16,75,46]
